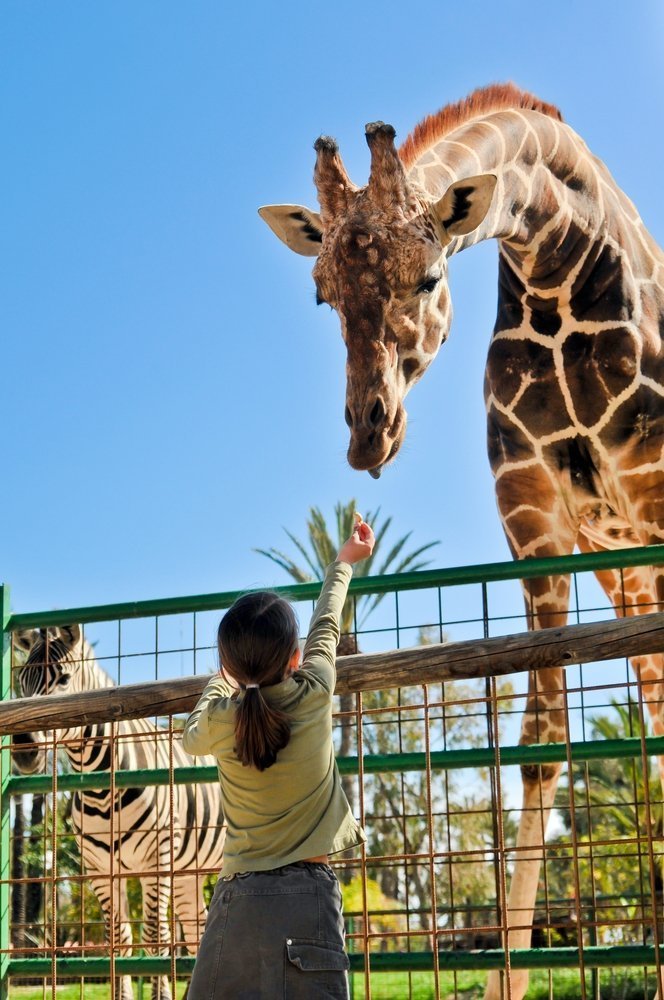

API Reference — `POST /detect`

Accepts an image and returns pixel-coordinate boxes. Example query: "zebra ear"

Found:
[47,624,82,649]
[13,630,38,654]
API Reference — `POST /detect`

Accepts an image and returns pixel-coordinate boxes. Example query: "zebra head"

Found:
[12,625,84,774]
[14,624,83,698]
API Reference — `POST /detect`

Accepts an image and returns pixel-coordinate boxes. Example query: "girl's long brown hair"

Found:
[217,592,299,771]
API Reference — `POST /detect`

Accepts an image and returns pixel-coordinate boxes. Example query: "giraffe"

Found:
[259,83,664,999]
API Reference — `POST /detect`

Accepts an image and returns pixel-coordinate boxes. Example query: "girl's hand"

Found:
[337,518,375,565]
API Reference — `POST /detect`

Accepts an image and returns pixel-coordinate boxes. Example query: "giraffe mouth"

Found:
[347,405,406,475]
[367,436,402,478]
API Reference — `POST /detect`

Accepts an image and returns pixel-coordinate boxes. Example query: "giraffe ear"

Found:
[258,205,324,257]
[433,175,497,238]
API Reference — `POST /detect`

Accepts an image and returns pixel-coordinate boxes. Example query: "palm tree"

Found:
[255,500,439,810]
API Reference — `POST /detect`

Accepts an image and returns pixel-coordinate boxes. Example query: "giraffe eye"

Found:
[417,276,440,295]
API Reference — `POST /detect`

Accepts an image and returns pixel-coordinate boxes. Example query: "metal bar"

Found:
[6,944,662,978]
[356,946,662,971]
[8,733,664,795]
[7,956,197,977]
[7,543,664,629]
[0,586,9,1000]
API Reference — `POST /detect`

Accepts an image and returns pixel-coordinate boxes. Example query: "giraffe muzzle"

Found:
[347,413,405,476]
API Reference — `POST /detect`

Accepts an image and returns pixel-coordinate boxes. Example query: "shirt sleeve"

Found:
[300,560,353,692]
[182,673,231,756]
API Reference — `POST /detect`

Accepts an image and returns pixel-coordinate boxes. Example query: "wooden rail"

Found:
[2,611,664,735]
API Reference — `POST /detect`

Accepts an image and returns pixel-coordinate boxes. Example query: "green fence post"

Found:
[0,585,10,1000]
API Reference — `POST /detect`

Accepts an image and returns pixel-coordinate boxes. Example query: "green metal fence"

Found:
[3,545,664,999]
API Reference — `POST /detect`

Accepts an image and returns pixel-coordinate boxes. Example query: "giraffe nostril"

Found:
[344,405,353,428]
[368,398,385,430]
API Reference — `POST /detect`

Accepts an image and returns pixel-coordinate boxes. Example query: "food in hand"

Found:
[354,512,363,526]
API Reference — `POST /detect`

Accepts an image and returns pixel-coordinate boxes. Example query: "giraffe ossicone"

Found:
[260,82,664,1000]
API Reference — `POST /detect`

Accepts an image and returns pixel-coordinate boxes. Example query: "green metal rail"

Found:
[5,945,663,979]
[7,733,664,797]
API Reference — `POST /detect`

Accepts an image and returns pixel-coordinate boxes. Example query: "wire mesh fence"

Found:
[2,546,664,999]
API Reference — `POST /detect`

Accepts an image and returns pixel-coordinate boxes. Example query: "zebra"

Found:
[12,623,226,1000]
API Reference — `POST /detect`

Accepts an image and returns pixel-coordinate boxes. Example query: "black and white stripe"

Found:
[13,624,226,1000]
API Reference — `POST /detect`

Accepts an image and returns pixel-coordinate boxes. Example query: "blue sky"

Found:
[3,1,664,616]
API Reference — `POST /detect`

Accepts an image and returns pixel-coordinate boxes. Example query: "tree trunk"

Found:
[337,634,358,816]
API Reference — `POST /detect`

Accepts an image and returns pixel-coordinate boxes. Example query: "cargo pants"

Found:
[187,862,349,999]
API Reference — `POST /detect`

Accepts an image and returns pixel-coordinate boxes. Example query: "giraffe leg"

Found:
[485,468,576,1000]
[88,874,134,1000]
[484,656,568,1000]
[581,536,664,998]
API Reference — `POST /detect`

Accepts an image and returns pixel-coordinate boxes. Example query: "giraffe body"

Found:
[259,84,664,999]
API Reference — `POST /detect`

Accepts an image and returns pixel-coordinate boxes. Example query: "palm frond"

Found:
[389,542,440,575]
[255,501,439,637]
[283,530,323,580]
[253,548,313,583]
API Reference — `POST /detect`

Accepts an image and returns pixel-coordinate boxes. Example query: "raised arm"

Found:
[301,518,375,688]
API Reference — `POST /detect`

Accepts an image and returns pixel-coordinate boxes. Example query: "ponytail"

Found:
[217,592,300,771]
[233,688,290,771]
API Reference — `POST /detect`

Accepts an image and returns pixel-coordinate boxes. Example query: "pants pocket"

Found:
[284,937,349,999]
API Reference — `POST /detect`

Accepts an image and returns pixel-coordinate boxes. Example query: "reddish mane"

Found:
[399,83,563,170]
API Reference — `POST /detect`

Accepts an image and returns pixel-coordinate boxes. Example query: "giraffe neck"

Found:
[409,107,664,299]
[408,106,664,558]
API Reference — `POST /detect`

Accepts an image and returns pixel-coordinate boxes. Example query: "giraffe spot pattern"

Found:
[504,509,555,551]
[530,217,591,290]
[544,437,599,496]
[520,762,562,785]
[493,464,557,522]
[561,331,631,426]
[486,406,534,470]
[513,376,570,436]
[599,383,664,450]
[494,257,525,332]
[529,300,562,337]
[570,242,633,321]
[640,333,664,385]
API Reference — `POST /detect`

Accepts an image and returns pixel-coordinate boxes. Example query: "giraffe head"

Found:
[260,123,496,476]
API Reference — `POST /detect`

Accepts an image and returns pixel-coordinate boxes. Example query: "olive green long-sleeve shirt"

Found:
[182,560,366,876]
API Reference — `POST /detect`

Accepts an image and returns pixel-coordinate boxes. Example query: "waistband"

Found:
[221,861,334,881]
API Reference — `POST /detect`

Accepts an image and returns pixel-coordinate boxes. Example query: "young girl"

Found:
[183,519,375,999]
